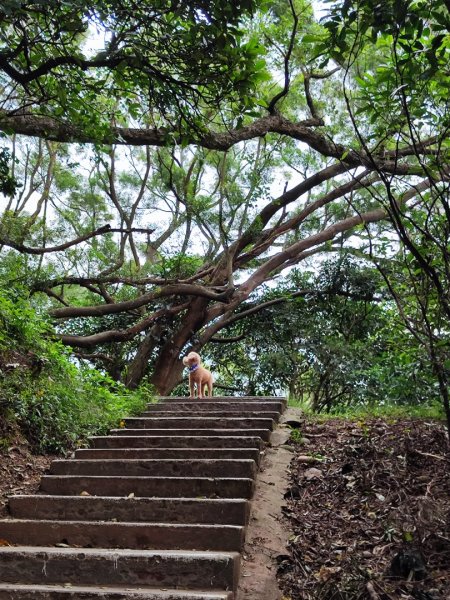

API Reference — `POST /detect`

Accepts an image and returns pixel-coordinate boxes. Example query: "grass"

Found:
[287,396,445,421]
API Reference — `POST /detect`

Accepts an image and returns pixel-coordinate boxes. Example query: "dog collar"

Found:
[189,364,199,372]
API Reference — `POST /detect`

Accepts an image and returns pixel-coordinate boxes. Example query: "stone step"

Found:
[123,417,274,431]
[74,448,261,464]
[156,396,286,405]
[110,429,271,441]
[0,395,289,600]
[144,402,283,413]
[141,410,280,422]
[0,547,239,590]
[8,496,250,525]
[40,475,255,499]
[90,436,263,449]
[0,520,245,552]
[49,459,257,479]
[0,583,233,599]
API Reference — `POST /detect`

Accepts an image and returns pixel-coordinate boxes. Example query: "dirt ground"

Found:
[278,417,450,600]
[0,428,54,519]
[0,417,449,600]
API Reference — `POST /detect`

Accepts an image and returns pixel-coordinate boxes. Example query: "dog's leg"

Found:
[189,376,195,398]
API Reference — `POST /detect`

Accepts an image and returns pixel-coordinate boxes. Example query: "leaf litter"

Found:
[278,417,450,600]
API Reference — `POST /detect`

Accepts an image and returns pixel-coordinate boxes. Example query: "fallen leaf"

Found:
[303,467,323,480]
[314,566,342,582]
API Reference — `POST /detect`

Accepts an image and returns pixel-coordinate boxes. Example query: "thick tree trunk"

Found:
[124,323,163,389]
[151,356,185,396]
[150,297,211,395]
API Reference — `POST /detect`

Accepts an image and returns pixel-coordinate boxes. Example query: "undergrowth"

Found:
[288,396,445,421]
[0,285,151,453]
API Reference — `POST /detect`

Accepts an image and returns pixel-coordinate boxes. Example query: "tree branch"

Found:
[56,303,189,348]
[0,225,154,255]
[0,112,431,177]
[267,0,298,114]
[50,283,233,319]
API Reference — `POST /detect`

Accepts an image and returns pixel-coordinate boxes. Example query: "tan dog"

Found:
[182,351,214,398]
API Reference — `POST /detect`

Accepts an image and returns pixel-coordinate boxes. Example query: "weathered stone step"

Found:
[147,396,284,411]
[144,402,283,413]
[40,475,255,499]
[0,520,244,552]
[156,396,286,404]
[0,394,290,600]
[110,429,270,441]
[90,436,263,449]
[123,417,274,431]
[49,459,257,479]
[141,410,280,422]
[9,496,250,525]
[74,448,261,464]
[0,547,239,590]
[0,583,233,600]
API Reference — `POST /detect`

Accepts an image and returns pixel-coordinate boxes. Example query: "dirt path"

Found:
[237,408,302,600]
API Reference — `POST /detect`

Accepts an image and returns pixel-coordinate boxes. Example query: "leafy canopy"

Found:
[0,0,267,133]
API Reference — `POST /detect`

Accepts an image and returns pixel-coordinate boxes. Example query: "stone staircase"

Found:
[0,396,286,599]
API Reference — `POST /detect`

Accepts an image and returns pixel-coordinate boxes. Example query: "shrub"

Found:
[0,285,151,453]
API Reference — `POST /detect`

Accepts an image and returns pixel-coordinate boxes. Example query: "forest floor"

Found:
[278,416,450,600]
[0,417,449,600]
[0,426,54,519]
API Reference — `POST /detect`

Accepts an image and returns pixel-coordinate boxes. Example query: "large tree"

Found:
[0,0,448,395]
[318,0,450,430]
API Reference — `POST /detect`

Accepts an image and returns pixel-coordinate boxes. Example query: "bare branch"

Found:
[267,0,298,114]
[57,303,189,348]
[50,283,233,319]
[0,225,154,255]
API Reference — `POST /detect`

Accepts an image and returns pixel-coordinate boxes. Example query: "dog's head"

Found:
[182,351,202,368]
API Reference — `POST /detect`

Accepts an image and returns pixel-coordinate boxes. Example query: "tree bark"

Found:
[150,297,211,395]
[124,323,164,390]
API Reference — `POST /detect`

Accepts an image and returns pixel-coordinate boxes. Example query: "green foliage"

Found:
[0,285,151,453]
[0,0,268,135]
[207,255,440,411]
[0,147,19,197]
[289,427,303,443]
[295,400,445,422]
[152,252,204,279]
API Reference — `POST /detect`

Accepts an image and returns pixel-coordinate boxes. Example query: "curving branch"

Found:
[267,0,299,114]
[50,283,234,319]
[56,303,189,348]
[0,226,154,255]
[0,112,431,178]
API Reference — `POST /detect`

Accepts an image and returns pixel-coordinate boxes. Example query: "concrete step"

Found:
[74,448,261,464]
[0,520,245,552]
[143,402,283,413]
[110,429,271,441]
[140,410,280,422]
[123,417,274,431]
[156,396,286,405]
[8,496,250,525]
[40,475,255,499]
[0,547,239,590]
[90,436,263,449]
[0,394,289,600]
[0,583,233,599]
[49,459,257,479]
